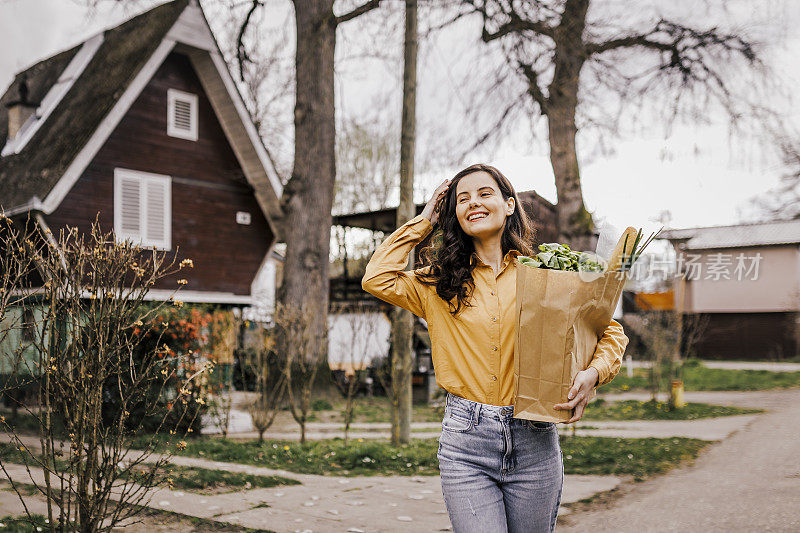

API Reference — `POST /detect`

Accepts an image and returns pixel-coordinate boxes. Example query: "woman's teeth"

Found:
[468,213,488,221]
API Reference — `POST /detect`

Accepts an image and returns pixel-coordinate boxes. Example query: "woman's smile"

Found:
[467,211,489,222]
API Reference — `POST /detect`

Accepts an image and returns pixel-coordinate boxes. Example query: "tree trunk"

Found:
[278,0,337,367]
[547,101,594,251]
[548,0,595,251]
[390,0,418,445]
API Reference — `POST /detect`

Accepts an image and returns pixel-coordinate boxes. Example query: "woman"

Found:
[361,163,628,532]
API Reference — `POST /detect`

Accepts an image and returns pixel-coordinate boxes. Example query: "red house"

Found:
[0,0,283,305]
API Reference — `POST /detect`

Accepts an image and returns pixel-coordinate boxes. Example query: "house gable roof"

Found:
[659,218,800,249]
[0,0,189,211]
[0,0,284,239]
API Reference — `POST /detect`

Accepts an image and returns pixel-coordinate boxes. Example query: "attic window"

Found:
[114,168,171,250]
[167,89,198,141]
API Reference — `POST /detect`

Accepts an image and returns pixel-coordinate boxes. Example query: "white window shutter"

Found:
[145,179,167,243]
[167,89,198,141]
[114,169,171,250]
[118,176,141,237]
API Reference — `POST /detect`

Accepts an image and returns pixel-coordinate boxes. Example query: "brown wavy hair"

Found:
[417,163,536,317]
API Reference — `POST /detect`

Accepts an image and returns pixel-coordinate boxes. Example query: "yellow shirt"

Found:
[362,213,629,406]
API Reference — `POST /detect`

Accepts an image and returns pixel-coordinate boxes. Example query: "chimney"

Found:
[6,74,38,141]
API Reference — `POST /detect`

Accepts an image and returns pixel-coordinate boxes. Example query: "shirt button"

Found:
[491,316,497,322]
[492,346,498,351]
[491,291,495,295]
[491,375,497,381]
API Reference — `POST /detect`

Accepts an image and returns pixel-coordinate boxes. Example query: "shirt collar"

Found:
[474,249,522,268]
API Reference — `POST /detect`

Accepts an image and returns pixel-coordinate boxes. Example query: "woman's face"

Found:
[453,171,515,242]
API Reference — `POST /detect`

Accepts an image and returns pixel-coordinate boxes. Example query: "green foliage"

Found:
[518,243,604,272]
[582,400,763,420]
[139,435,709,479]
[133,464,299,494]
[311,398,333,411]
[604,366,800,392]
[559,437,710,481]
[0,514,51,532]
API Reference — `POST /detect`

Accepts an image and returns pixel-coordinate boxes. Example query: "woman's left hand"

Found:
[553,367,599,423]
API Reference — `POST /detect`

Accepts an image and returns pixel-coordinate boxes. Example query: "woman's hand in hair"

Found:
[421,179,451,226]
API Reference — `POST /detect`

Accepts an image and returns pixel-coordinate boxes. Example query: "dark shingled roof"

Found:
[0,0,189,211]
[0,45,82,148]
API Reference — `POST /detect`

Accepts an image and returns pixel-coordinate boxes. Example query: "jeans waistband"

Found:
[446,391,514,419]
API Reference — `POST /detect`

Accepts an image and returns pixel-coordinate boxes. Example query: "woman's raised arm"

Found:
[361,214,433,319]
[361,179,451,319]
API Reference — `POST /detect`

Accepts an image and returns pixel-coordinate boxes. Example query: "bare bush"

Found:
[274,301,325,444]
[0,216,208,532]
[241,326,287,443]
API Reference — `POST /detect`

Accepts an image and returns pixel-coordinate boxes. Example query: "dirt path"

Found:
[557,388,800,532]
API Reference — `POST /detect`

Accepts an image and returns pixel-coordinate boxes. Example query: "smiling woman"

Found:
[361,162,628,533]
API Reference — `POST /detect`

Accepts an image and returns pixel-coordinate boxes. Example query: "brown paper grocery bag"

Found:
[512,266,628,423]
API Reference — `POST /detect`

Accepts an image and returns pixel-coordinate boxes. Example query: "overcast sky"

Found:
[1,0,798,243]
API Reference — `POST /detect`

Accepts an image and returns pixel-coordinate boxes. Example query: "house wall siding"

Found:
[44,51,272,296]
[675,245,800,313]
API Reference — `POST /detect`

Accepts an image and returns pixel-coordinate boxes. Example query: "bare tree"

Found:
[624,307,706,406]
[446,0,766,249]
[740,136,800,222]
[391,0,418,445]
[235,0,386,384]
[329,301,380,445]
[333,114,400,216]
[681,312,710,361]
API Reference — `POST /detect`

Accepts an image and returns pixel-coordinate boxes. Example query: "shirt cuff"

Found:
[588,359,609,387]
[405,213,433,237]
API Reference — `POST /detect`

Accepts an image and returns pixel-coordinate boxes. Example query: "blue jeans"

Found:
[437,392,564,533]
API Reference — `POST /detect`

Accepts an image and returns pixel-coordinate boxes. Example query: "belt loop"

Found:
[473,402,481,425]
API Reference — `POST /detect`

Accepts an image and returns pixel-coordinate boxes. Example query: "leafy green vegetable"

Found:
[518,243,604,272]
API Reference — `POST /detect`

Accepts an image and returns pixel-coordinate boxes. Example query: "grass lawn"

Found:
[141,435,712,480]
[0,515,51,533]
[308,396,445,423]
[308,395,762,426]
[131,463,300,494]
[0,442,299,495]
[601,364,800,393]
[582,399,763,420]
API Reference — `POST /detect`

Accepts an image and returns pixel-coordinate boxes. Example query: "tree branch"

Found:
[455,91,526,162]
[586,20,757,72]
[336,0,383,25]
[516,60,549,115]
[482,17,554,42]
[236,0,263,82]
[459,0,555,42]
